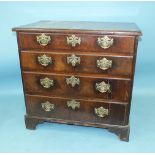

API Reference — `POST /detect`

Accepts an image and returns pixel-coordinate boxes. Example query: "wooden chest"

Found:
[12,21,142,141]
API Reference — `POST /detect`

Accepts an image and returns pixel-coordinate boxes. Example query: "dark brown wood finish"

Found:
[12,21,141,36]
[25,94,127,125]
[12,21,142,141]
[124,36,140,124]
[18,32,135,54]
[23,72,131,102]
[21,51,133,77]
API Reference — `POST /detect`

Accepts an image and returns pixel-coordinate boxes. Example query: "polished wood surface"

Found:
[13,21,142,141]
[26,94,127,125]
[23,72,131,102]
[21,51,133,77]
[12,20,141,36]
[18,32,135,54]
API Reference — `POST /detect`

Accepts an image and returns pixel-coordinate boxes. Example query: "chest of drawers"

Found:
[13,21,142,141]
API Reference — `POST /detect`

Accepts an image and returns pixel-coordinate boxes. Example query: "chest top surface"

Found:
[12,20,142,35]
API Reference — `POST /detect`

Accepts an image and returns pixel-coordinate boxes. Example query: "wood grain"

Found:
[13,21,142,141]
[18,32,135,54]
[23,72,131,102]
[21,51,133,77]
[12,20,142,36]
[25,94,127,126]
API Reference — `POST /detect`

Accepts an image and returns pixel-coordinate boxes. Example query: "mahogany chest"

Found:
[13,21,142,141]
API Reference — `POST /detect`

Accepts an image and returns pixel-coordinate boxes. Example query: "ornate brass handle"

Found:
[36,33,51,46]
[66,76,80,87]
[94,106,109,118]
[97,36,113,49]
[41,101,54,112]
[67,54,80,67]
[38,54,52,66]
[96,81,111,93]
[67,34,81,47]
[67,100,80,110]
[40,77,54,88]
[97,57,112,70]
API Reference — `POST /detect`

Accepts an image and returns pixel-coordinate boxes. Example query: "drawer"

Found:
[21,51,133,77]
[23,72,131,102]
[26,95,127,125]
[18,32,135,54]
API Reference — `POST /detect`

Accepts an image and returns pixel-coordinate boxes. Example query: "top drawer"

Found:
[18,32,135,54]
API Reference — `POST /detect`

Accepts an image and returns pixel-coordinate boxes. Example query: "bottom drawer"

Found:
[25,95,127,125]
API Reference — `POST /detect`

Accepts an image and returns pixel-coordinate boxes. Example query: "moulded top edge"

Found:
[12,20,142,36]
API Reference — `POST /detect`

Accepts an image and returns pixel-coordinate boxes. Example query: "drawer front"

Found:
[23,73,131,102]
[18,32,135,54]
[21,51,133,77]
[26,95,127,125]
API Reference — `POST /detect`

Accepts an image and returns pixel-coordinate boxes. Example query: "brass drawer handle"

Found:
[97,36,113,49]
[67,99,80,110]
[36,33,51,46]
[96,81,111,93]
[67,54,80,67]
[94,106,109,118]
[66,76,80,87]
[67,34,81,47]
[41,101,54,112]
[40,77,54,88]
[97,57,112,70]
[38,54,52,66]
